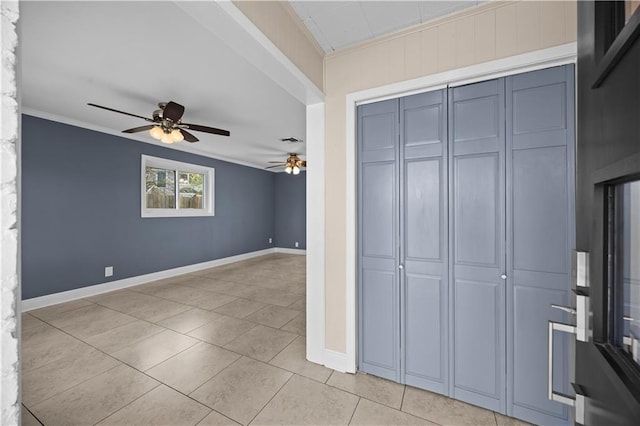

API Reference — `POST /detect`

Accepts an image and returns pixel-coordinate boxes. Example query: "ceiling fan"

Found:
[266,153,307,175]
[88,101,230,144]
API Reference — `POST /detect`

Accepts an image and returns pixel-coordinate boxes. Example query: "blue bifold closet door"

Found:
[400,90,449,394]
[357,65,574,426]
[357,99,401,382]
[449,78,507,413]
[357,90,448,387]
[505,65,574,426]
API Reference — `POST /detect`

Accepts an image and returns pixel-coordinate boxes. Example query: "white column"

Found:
[306,102,325,365]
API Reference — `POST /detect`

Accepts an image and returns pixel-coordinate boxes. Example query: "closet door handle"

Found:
[547,321,577,406]
[500,274,507,280]
[398,264,404,270]
[547,320,586,423]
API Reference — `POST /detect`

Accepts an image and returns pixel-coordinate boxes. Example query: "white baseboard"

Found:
[21,248,276,312]
[324,349,354,373]
[274,247,306,255]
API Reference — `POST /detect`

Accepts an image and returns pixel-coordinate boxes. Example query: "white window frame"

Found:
[141,154,215,218]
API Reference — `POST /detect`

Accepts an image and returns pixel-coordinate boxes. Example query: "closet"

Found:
[357,65,574,425]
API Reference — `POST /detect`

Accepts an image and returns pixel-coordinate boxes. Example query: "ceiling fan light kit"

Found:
[150,126,184,144]
[267,153,306,175]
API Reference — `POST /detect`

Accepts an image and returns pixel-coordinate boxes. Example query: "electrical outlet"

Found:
[105,266,113,277]
[269,237,272,244]
[295,242,299,248]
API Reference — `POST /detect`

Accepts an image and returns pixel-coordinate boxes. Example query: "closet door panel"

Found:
[406,159,441,259]
[361,269,397,369]
[401,90,448,393]
[454,154,499,266]
[358,99,400,381]
[512,147,568,274]
[450,79,506,412]
[362,163,396,258]
[507,65,574,425]
[454,279,502,397]
[405,275,444,383]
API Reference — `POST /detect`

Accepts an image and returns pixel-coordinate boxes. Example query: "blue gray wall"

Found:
[274,171,306,249]
[22,115,276,299]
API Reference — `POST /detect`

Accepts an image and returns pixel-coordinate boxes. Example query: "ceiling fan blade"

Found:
[182,123,230,137]
[180,129,199,143]
[122,125,155,133]
[268,161,286,163]
[265,164,285,169]
[88,103,153,122]
[163,101,185,122]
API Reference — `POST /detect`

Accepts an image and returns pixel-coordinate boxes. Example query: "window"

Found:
[607,179,640,366]
[141,155,214,217]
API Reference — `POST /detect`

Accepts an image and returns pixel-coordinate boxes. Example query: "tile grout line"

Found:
[347,396,362,425]
[129,337,201,372]
[100,286,238,315]
[196,408,240,426]
[120,354,245,424]
[186,355,246,399]
[278,310,305,332]
[320,374,412,413]
[21,403,44,426]
[246,372,296,425]
[25,363,124,410]
[80,297,190,326]
[89,381,162,426]
[27,299,98,321]
[266,335,333,384]
[325,369,334,384]
[264,333,300,364]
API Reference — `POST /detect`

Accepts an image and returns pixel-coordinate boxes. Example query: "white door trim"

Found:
[343,43,577,373]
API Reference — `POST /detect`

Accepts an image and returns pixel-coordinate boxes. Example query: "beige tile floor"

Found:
[21,254,531,426]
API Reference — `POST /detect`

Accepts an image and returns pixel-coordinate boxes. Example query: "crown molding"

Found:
[21,107,271,171]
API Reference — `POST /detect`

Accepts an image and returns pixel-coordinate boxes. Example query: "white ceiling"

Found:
[289,1,482,52]
[21,1,483,170]
[20,1,308,170]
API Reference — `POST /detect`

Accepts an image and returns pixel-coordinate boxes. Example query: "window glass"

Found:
[610,180,640,365]
[179,171,204,209]
[620,181,640,364]
[145,167,175,209]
